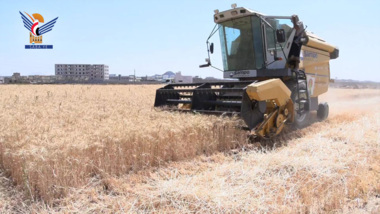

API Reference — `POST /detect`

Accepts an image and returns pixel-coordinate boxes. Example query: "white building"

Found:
[174,72,193,83]
[55,64,109,80]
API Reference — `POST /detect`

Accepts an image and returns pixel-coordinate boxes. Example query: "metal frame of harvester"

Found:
[154,4,339,138]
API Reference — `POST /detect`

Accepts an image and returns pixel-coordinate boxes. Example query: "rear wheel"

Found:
[317,102,329,121]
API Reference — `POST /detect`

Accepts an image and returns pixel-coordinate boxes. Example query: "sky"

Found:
[0,0,379,81]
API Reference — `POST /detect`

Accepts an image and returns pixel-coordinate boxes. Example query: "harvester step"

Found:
[295,98,308,103]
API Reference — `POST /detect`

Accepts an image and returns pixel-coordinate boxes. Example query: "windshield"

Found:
[219,16,264,71]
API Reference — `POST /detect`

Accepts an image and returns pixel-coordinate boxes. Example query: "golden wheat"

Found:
[0,85,379,213]
[0,85,246,202]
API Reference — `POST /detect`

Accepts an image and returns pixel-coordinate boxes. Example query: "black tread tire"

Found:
[291,81,310,129]
[317,102,329,121]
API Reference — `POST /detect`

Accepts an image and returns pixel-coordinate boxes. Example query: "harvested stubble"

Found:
[0,85,247,201]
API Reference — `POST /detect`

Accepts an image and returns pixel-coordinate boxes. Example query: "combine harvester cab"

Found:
[155,4,338,138]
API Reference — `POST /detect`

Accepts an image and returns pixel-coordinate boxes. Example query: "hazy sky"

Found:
[0,0,379,81]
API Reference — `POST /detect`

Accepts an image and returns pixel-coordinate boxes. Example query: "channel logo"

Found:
[19,11,58,49]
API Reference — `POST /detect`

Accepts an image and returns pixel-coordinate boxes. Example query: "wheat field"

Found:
[0,85,379,213]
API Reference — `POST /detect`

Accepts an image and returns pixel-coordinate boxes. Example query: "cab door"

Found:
[263,18,295,69]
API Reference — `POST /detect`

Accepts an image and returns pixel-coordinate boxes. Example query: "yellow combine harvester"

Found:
[154,4,339,138]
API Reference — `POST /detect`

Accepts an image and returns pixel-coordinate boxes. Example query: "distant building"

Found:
[154,74,163,81]
[55,64,109,80]
[174,72,193,83]
[109,74,130,81]
[141,76,148,81]
[4,73,63,84]
[5,73,28,83]
[0,77,4,84]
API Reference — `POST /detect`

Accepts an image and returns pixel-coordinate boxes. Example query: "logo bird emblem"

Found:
[20,11,58,36]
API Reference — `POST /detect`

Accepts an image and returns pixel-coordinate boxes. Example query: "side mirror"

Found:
[210,43,214,54]
[276,29,286,43]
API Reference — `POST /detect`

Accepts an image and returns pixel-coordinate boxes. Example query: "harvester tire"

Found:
[317,102,329,121]
[291,82,310,129]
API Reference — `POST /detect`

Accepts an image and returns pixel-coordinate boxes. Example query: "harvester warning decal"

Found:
[306,75,316,96]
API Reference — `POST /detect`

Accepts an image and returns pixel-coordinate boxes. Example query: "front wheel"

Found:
[291,82,310,129]
[293,107,310,128]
